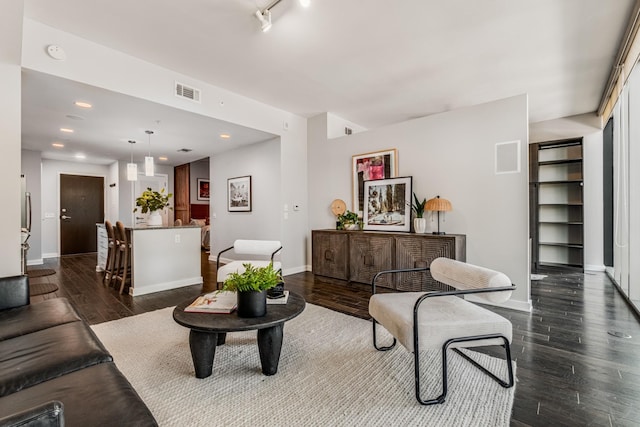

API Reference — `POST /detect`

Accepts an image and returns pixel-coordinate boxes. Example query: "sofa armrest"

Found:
[0,275,30,311]
[0,400,64,427]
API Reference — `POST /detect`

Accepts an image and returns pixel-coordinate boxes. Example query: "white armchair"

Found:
[369,257,515,405]
[215,240,282,287]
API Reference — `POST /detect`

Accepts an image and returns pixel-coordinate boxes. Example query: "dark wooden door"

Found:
[60,174,104,255]
[174,163,190,224]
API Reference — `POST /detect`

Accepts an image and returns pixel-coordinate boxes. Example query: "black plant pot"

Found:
[237,290,267,318]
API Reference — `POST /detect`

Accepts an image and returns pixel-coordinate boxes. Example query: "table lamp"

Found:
[425,195,452,235]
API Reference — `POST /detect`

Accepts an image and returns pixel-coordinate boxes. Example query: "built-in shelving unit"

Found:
[529,138,584,272]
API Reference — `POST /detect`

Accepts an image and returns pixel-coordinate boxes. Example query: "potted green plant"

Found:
[222,262,281,317]
[412,192,427,233]
[337,210,361,230]
[134,187,173,226]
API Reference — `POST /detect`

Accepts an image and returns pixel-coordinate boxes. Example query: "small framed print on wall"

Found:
[363,176,412,232]
[197,179,210,201]
[227,175,252,212]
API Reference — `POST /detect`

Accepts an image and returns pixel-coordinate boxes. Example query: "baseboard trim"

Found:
[585,264,606,272]
[129,276,203,296]
[42,253,59,259]
[466,295,532,312]
[26,259,44,266]
[282,265,308,276]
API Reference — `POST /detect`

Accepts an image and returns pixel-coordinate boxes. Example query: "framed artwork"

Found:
[197,179,210,201]
[363,176,412,232]
[227,175,252,212]
[352,149,398,216]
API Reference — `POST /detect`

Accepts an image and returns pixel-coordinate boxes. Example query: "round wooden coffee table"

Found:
[173,292,305,379]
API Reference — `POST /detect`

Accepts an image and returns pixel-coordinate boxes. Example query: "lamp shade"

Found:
[425,196,452,212]
[127,163,138,181]
[145,156,154,176]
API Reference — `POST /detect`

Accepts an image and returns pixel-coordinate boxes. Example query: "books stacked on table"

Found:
[185,291,237,313]
[266,290,289,305]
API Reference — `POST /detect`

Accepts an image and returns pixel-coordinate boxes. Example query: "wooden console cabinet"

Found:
[312,230,466,291]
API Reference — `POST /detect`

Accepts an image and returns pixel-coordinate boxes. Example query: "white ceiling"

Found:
[21,0,635,164]
[21,70,276,166]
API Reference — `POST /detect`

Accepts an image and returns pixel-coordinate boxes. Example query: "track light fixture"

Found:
[255,0,309,32]
[255,9,272,32]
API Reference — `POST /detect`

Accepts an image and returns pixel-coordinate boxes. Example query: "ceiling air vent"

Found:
[175,82,201,103]
[177,148,193,153]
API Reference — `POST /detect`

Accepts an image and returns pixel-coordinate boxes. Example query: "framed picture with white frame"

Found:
[363,176,412,232]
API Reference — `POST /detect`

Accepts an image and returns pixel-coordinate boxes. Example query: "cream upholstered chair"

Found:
[215,240,282,288]
[369,257,515,405]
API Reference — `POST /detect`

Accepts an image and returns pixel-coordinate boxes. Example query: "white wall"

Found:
[41,160,110,257]
[22,18,308,272]
[190,158,210,205]
[530,113,604,271]
[308,95,531,311]
[0,0,24,276]
[106,161,119,223]
[209,138,282,263]
[21,149,42,264]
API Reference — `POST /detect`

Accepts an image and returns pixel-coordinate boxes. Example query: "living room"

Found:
[2,1,640,425]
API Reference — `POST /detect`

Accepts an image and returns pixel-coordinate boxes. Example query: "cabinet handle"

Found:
[324,250,334,261]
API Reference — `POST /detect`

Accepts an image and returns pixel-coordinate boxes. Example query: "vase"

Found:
[237,290,267,317]
[147,211,162,227]
[414,218,426,234]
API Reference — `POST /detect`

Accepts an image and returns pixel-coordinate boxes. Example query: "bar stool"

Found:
[114,221,132,294]
[103,221,117,285]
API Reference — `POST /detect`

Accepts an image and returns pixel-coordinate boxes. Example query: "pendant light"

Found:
[127,140,138,181]
[145,130,155,177]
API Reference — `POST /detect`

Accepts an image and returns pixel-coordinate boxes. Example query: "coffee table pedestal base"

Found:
[258,323,284,375]
[188,325,284,378]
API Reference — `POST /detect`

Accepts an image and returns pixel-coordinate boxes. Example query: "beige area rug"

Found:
[92,304,515,426]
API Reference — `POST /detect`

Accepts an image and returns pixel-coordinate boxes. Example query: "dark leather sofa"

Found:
[0,275,157,426]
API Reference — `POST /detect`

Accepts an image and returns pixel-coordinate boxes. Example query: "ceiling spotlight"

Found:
[158,156,168,161]
[74,101,92,109]
[255,9,272,32]
[52,142,64,148]
[299,0,311,7]
[60,128,74,133]
[220,133,231,139]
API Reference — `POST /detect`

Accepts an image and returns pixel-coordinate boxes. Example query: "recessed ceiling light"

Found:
[60,128,74,133]
[299,0,311,7]
[74,101,92,109]
[159,156,168,161]
[220,133,231,139]
[52,142,64,148]
[74,153,86,159]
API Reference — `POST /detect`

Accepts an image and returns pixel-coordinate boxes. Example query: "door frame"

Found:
[57,171,107,256]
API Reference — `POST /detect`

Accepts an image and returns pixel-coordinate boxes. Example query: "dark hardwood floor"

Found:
[28,253,640,426]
